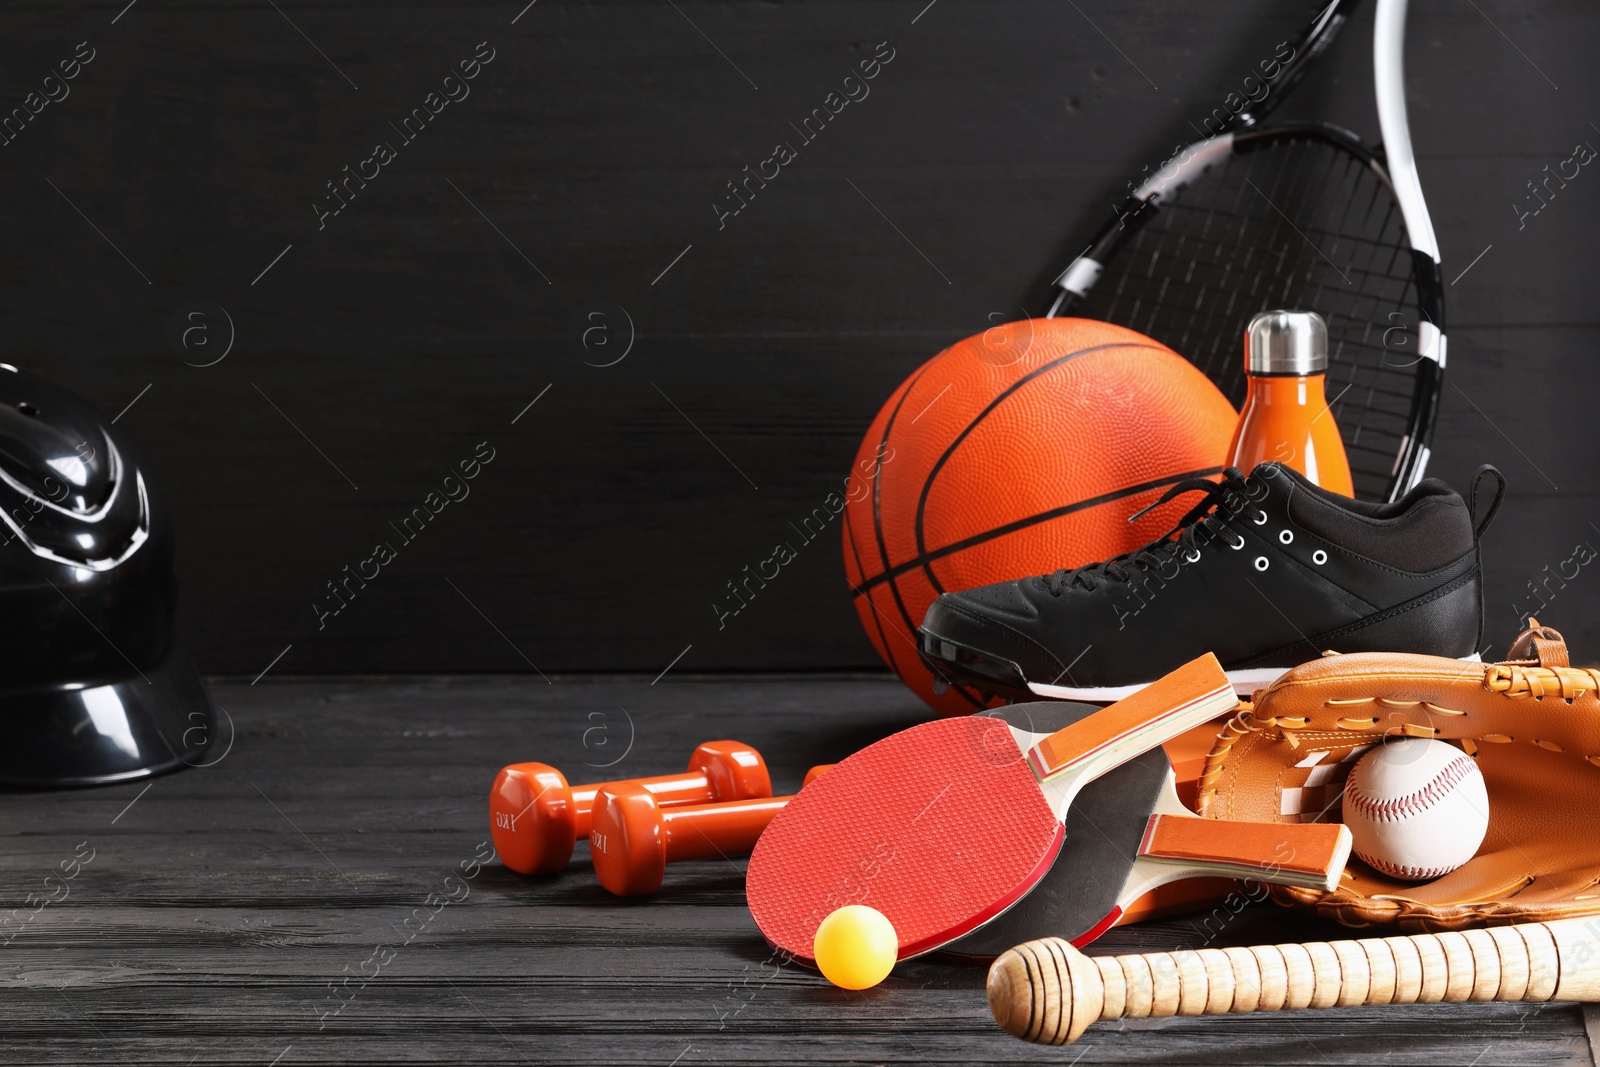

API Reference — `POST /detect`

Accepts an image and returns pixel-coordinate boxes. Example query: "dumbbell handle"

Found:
[568,771,721,838]
[636,763,831,854]
[588,765,835,895]
[660,764,834,858]
[582,755,838,831]
[989,916,1600,1045]
[560,760,832,838]
[658,795,791,862]
[567,758,834,836]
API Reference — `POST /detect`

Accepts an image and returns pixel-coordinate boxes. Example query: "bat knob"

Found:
[988,940,1105,1045]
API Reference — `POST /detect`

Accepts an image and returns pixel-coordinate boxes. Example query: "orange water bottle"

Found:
[1227,310,1353,496]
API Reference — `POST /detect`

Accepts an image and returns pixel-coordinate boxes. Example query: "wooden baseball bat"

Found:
[987,917,1600,1045]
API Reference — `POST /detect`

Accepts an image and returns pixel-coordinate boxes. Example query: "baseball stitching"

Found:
[1344,753,1478,823]
[1351,850,1460,881]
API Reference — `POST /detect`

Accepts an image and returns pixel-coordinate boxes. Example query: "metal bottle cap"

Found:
[1245,310,1327,375]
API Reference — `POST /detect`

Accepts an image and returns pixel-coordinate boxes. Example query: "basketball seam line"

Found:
[864,357,985,710]
[841,507,901,664]
[869,359,933,685]
[910,341,1168,596]
[851,465,1226,597]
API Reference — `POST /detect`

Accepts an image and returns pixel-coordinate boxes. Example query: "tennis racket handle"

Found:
[988,919,1600,1045]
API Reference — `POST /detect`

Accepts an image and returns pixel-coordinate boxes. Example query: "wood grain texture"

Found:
[0,1,1591,674]
[1224,944,1262,1014]
[1364,937,1398,1005]
[1389,934,1426,1004]
[1,674,1594,1063]
[1094,953,1127,1021]
[1332,939,1369,1008]
[1256,944,1290,1012]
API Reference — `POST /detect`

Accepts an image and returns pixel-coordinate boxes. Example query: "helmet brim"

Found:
[0,648,218,787]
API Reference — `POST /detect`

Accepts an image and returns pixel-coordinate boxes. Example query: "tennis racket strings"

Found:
[1062,130,1428,502]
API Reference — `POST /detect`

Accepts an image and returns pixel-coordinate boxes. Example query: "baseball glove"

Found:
[1195,618,1600,931]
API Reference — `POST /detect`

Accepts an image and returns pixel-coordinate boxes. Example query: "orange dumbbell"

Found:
[489,740,772,875]
[588,763,834,896]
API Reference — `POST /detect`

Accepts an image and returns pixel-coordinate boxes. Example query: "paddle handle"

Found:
[988,918,1600,1045]
[1029,653,1234,782]
[1139,817,1351,892]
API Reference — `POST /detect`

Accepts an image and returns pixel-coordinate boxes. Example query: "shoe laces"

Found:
[1035,468,1257,596]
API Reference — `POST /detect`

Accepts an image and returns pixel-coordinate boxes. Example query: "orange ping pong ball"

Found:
[813,905,897,990]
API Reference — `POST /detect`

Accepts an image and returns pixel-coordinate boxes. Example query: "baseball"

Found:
[1342,738,1489,882]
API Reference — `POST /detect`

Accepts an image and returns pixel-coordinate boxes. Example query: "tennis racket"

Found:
[1046,0,1444,502]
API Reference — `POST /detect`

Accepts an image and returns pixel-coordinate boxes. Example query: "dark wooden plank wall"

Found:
[0,0,1593,675]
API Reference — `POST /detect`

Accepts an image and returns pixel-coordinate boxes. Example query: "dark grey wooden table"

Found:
[2,675,1595,1065]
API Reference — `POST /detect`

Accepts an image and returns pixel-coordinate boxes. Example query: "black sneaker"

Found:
[918,463,1505,702]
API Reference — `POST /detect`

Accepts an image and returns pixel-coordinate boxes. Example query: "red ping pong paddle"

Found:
[745,653,1237,962]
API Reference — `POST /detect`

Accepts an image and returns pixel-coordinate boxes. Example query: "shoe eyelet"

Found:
[1228,533,1245,550]
[1184,549,1201,564]
[1253,511,1267,526]
[1278,529,1294,545]
[1254,556,1269,571]
[1312,549,1328,565]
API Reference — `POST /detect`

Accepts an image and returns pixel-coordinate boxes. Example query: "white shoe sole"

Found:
[1026,654,1484,704]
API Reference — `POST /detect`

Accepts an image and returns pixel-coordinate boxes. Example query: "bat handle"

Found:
[988,918,1600,1045]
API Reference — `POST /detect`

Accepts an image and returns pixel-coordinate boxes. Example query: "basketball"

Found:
[842,317,1237,714]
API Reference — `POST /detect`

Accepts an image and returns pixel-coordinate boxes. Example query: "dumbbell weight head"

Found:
[589,785,666,895]
[690,739,773,804]
[490,762,579,875]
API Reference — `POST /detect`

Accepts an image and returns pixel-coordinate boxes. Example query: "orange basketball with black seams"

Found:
[842,318,1237,714]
